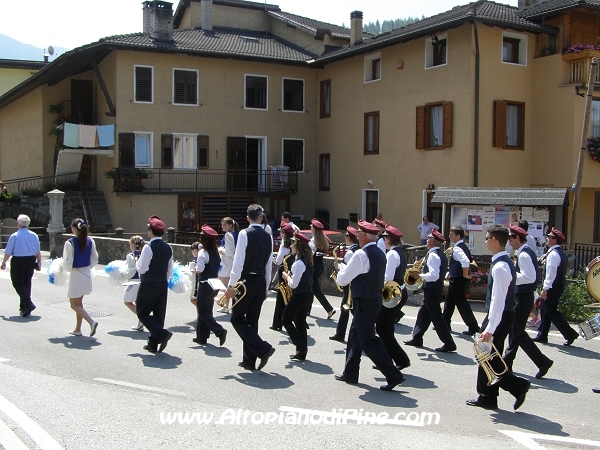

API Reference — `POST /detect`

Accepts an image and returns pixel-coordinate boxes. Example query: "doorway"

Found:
[227,136,266,191]
[362,189,379,223]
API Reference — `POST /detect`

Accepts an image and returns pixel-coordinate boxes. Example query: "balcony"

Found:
[563,49,600,84]
[107,168,298,194]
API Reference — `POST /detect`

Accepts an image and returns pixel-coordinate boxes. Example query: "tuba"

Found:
[220,279,247,311]
[278,254,293,305]
[382,280,402,308]
[473,339,508,386]
[404,256,426,291]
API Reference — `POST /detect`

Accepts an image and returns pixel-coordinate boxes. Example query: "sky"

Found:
[1,0,519,51]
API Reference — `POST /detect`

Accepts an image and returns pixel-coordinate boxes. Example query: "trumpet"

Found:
[219,280,247,311]
[279,254,293,305]
[404,256,426,291]
[382,280,402,308]
[330,245,344,292]
[473,339,508,386]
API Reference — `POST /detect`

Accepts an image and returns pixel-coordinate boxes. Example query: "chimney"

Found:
[201,0,213,31]
[350,11,363,46]
[518,0,534,9]
[143,1,174,41]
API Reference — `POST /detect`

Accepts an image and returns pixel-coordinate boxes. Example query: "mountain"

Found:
[0,34,69,61]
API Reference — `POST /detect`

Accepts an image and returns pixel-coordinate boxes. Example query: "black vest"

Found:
[198,252,220,281]
[351,244,386,300]
[241,226,271,277]
[293,258,314,293]
[423,247,447,289]
[515,245,538,294]
[391,246,407,285]
[543,246,567,289]
[140,238,172,283]
[449,241,471,278]
[485,254,516,312]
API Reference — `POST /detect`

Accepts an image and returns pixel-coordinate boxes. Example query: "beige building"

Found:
[0,0,599,247]
[0,59,47,97]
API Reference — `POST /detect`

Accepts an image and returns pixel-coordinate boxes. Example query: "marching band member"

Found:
[270,222,296,331]
[329,226,359,343]
[308,219,336,320]
[373,218,388,254]
[281,232,314,361]
[503,226,553,379]
[124,235,145,331]
[217,217,239,313]
[442,226,479,335]
[334,220,405,391]
[405,230,457,352]
[280,212,300,233]
[466,225,530,410]
[225,204,275,371]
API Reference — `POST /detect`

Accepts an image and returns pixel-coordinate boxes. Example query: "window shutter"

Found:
[119,133,135,168]
[283,140,303,171]
[416,106,425,149]
[443,101,452,148]
[493,100,507,148]
[518,103,525,149]
[135,67,152,102]
[161,134,173,168]
[197,135,209,169]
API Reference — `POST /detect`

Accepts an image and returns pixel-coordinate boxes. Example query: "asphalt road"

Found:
[0,251,598,450]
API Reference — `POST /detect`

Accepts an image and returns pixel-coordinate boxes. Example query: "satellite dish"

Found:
[47,46,55,56]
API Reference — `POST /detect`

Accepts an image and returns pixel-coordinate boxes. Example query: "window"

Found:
[364,53,382,82]
[173,134,198,168]
[245,75,267,109]
[161,134,208,169]
[416,102,452,149]
[118,132,152,168]
[364,111,379,154]
[595,192,600,243]
[173,69,198,105]
[283,78,304,112]
[320,79,331,118]
[282,139,304,172]
[134,66,153,103]
[493,100,525,149]
[592,101,600,137]
[319,153,330,191]
[501,32,527,65]
[425,34,447,68]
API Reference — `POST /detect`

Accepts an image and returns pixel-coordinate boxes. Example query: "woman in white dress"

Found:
[63,218,99,337]
[217,217,239,313]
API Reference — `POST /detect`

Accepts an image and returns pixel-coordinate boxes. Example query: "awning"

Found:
[431,187,569,206]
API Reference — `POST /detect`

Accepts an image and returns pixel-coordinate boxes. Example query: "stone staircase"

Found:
[84,189,112,233]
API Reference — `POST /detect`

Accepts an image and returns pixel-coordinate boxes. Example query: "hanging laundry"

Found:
[63,123,80,148]
[79,124,97,147]
[96,124,115,147]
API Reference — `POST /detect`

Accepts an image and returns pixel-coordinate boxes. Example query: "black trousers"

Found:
[311,256,333,314]
[342,297,403,384]
[333,285,351,339]
[504,292,551,370]
[376,293,410,369]
[477,312,530,400]
[271,289,286,330]
[537,285,578,341]
[10,256,36,311]
[412,287,456,348]
[282,291,312,352]
[230,276,272,367]
[196,283,225,341]
[136,280,170,347]
[443,277,479,332]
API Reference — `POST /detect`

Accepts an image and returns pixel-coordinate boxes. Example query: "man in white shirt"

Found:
[417,216,439,245]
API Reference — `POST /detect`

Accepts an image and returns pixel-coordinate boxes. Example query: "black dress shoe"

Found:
[290,350,307,361]
[258,347,275,370]
[218,329,227,346]
[535,360,553,379]
[466,397,498,410]
[158,331,173,353]
[238,361,256,370]
[532,336,548,344]
[404,339,423,347]
[329,334,345,342]
[380,374,405,391]
[397,362,411,371]
[143,344,158,353]
[435,345,457,353]
[192,338,207,345]
[334,374,358,384]
[269,326,282,331]
[563,335,578,346]
[592,387,600,393]
[514,381,531,410]
[21,305,36,317]
[462,329,477,336]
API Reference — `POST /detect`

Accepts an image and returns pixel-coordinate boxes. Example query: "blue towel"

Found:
[97,124,115,147]
[63,123,79,148]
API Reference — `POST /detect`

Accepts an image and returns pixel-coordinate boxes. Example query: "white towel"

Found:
[79,125,97,147]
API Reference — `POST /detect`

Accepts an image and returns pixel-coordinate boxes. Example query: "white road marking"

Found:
[0,359,11,364]
[0,417,29,450]
[0,392,64,450]
[94,378,187,397]
[500,430,600,449]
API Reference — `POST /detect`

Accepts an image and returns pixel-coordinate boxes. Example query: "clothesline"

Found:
[63,123,115,148]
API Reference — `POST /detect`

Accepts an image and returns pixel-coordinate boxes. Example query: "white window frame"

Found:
[425,33,448,69]
[133,131,153,168]
[282,138,305,173]
[282,77,305,113]
[364,52,382,83]
[501,31,528,66]
[172,133,198,169]
[172,68,199,106]
[244,74,268,111]
[134,65,154,104]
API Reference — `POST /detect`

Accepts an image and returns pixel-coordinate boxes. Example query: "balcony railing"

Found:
[109,168,298,194]
[563,49,600,84]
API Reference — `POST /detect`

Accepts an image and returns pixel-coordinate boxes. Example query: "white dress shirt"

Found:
[417,222,439,240]
[136,237,174,279]
[485,251,513,335]
[336,242,376,286]
[384,247,404,288]
[377,237,387,254]
[274,245,291,265]
[542,245,561,290]
[515,244,536,285]
[229,223,273,288]
[419,248,441,282]
[288,259,306,290]
[452,239,470,268]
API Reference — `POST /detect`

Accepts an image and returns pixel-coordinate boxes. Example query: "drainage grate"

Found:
[45,301,112,318]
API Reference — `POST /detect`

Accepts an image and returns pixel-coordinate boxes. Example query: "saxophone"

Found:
[330,245,344,292]
[278,254,293,305]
